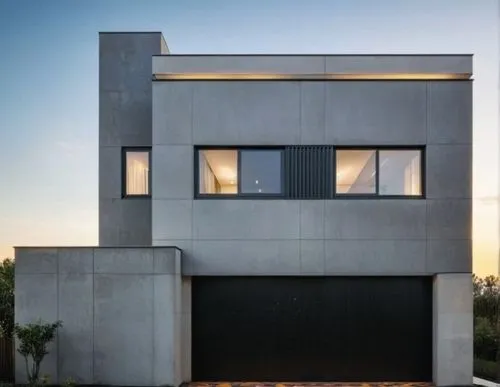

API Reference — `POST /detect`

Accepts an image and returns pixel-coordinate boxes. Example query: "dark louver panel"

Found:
[285,146,333,199]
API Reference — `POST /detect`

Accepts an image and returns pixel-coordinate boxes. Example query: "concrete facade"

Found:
[99,32,168,246]
[15,246,189,387]
[151,51,473,386]
[15,32,473,387]
[152,79,473,277]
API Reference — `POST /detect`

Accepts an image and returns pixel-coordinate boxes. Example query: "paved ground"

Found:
[188,382,433,387]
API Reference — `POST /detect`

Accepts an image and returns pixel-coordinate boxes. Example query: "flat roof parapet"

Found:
[153,54,472,80]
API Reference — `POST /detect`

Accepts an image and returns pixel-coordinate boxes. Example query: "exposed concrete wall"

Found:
[433,274,473,386]
[152,79,472,276]
[153,55,473,75]
[99,32,165,246]
[14,247,188,387]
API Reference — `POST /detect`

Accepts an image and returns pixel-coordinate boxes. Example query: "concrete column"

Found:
[153,248,184,387]
[433,273,473,386]
[181,276,192,382]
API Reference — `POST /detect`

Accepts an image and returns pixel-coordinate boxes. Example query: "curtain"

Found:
[199,154,217,193]
[126,153,149,195]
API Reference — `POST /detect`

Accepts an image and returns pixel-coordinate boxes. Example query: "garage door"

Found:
[192,276,432,382]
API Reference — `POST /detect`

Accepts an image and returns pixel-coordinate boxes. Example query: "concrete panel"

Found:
[193,200,300,240]
[433,274,473,386]
[325,55,472,74]
[324,200,426,239]
[324,240,426,274]
[153,275,177,386]
[426,239,472,273]
[153,82,193,145]
[16,248,57,274]
[154,248,181,274]
[192,81,301,145]
[58,248,93,274]
[119,199,152,245]
[434,273,473,315]
[188,240,300,275]
[300,82,325,144]
[300,240,325,274]
[435,338,473,386]
[428,81,472,144]
[181,277,192,315]
[99,33,162,147]
[174,274,182,383]
[15,274,58,383]
[99,89,153,147]
[99,146,122,199]
[181,313,192,382]
[300,201,325,239]
[94,248,154,274]
[99,198,152,246]
[153,145,193,199]
[153,200,193,240]
[427,199,472,240]
[99,33,163,92]
[94,274,154,386]
[325,82,427,144]
[181,277,191,382]
[426,145,472,199]
[153,55,326,75]
[99,198,121,246]
[99,33,160,245]
[58,274,93,384]
[153,55,472,75]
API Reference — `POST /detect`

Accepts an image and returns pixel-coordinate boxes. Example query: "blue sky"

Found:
[0,0,498,276]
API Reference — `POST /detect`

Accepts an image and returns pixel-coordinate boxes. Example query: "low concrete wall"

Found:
[14,246,190,387]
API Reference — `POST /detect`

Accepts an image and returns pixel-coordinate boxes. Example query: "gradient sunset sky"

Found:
[0,0,498,277]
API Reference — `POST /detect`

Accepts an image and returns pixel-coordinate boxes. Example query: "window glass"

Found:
[336,150,376,194]
[240,150,282,194]
[199,150,238,194]
[125,151,150,196]
[379,150,421,196]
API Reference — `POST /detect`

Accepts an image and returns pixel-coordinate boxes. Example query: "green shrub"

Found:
[14,319,62,386]
[475,317,498,361]
[474,357,498,381]
[0,258,14,338]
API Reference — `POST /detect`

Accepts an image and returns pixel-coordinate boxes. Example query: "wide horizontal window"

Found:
[123,148,151,197]
[195,146,423,199]
[335,148,423,197]
[197,148,283,197]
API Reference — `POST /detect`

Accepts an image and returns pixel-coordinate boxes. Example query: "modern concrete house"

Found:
[15,32,473,387]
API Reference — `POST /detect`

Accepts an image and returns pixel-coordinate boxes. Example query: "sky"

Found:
[0,0,498,277]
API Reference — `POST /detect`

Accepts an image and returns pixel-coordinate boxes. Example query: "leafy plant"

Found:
[64,376,76,387]
[14,320,62,386]
[0,258,14,338]
[474,357,498,382]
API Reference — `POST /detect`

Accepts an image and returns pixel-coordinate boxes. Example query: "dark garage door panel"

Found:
[192,277,432,382]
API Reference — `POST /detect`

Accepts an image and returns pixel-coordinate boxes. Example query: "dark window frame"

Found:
[333,145,425,199]
[194,146,285,199]
[122,147,152,199]
[194,145,425,200]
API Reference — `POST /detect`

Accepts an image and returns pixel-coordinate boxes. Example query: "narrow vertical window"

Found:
[124,149,151,196]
